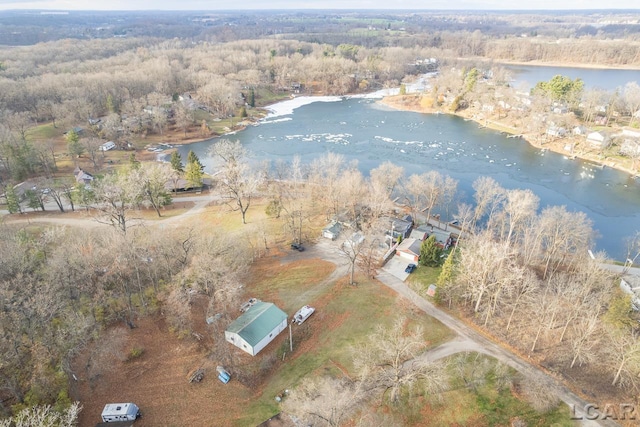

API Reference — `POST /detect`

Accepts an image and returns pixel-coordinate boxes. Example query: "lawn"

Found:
[237,263,454,427]
[424,353,576,427]
[407,263,442,296]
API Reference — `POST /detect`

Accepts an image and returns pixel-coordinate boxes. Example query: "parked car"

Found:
[291,242,305,252]
[405,263,417,273]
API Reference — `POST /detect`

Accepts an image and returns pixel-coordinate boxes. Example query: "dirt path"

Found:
[280,238,351,309]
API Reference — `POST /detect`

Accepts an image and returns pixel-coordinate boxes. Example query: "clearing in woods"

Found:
[71,244,453,427]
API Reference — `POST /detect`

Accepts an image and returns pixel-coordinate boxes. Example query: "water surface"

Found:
[177,96,640,261]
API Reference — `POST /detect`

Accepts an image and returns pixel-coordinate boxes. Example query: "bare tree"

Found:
[340,234,365,286]
[536,206,594,280]
[92,170,145,233]
[208,139,262,224]
[471,176,505,231]
[283,376,366,427]
[83,137,104,170]
[308,152,345,219]
[623,82,640,127]
[606,329,640,388]
[354,317,448,404]
[0,401,82,427]
[138,162,173,217]
[569,308,602,369]
[499,188,539,246]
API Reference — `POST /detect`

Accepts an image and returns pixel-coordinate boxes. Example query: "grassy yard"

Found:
[424,353,576,427]
[407,263,442,297]
[237,263,454,426]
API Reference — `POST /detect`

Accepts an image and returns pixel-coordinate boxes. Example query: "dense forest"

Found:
[1,9,640,426]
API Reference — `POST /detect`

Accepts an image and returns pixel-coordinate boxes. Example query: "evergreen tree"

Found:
[5,185,22,214]
[399,84,407,95]
[187,150,204,173]
[185,160,203,189]
[128,153,140,170]
[419,235,442,267]
[239,106,247,118]
[170,151,184,173]
[66,129,84,159]
[248,89,255,107]
[435,250,455,305]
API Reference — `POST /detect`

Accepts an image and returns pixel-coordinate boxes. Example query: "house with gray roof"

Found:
[225,301,288,356]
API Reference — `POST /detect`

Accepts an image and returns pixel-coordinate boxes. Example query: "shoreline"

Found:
[377,94,639,178]
[146,91,638,178]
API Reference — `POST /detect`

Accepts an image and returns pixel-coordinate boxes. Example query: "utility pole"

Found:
[289,321,293,352]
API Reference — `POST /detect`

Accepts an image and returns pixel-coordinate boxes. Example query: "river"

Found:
[174,94,640,262]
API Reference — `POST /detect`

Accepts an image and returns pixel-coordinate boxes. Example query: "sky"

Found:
[0,0,638,11]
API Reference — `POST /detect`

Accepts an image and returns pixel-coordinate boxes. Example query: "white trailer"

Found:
[101,403,140,423]
[293,305,315,325]
[100,141,116,152]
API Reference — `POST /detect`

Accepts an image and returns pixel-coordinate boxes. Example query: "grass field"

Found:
[239,268,454,426]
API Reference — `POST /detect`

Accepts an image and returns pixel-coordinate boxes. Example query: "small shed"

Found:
[225,301,288,356]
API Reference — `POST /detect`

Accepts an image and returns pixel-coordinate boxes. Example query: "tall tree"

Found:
[208,139,262,224]
[66,129,84,160]
[354,317,448,404]
[183,150,205,189]
[186,150,204,173]
[92,171,144,234]
[169,151,184,173]
[139,163,173,217]
[4,184,22,214]
[420,235,442,267]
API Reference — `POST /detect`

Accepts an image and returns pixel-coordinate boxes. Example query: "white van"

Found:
[100,141,116,152]
[101,403,140,422]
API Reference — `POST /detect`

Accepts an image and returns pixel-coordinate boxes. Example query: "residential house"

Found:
[573,125,588,136]
[322,221,342,240]
[410,228,428,241]
[621,127,640,139]
[349,232,365,245]
[586,131,610,149]
[546,125,567,139]
[395,238,421,263]
[225,301,288,356]
[64,126,84,136]
[386,215,413,241]
[74,167,94,185]
[552,105,568,114]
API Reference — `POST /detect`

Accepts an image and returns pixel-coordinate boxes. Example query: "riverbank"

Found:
[378,94,639,178]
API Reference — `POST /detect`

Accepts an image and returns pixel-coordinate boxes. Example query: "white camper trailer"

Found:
[100,141,116,152]
[101,403,140,423]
